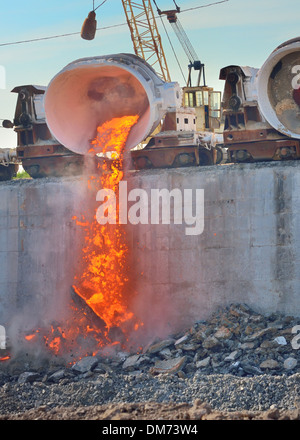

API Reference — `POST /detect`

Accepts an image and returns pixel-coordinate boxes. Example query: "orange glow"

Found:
[22,115,143,360]
[0,356,10,362]
[74,115,141,335]
[25,334,36,341]
[48,337,61,355]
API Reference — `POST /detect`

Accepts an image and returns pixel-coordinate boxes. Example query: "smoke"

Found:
[4,169,96,364]
[2,157,183,368]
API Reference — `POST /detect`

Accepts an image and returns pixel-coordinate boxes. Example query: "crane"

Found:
[152,0,206,88]
[121,1,221,132]
[121,0,171,82]
[153,2,221,131]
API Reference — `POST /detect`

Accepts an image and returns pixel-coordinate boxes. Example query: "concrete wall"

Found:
[0,161,300,342]
[0,177,88,331]
[128,161,300,336]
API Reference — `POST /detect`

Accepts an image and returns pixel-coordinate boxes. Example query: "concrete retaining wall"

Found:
[1,161,300,342]
[0,177,88,329]
[128,161,300,336]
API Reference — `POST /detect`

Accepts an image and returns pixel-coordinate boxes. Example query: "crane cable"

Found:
[152,0,180,12]
[154,0,202,79]
[0,1,230,47]
[158,14,186,83]
[93,0,109,12]
[153,0,201,63]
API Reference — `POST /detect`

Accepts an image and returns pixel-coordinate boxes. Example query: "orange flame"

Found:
[25,334,36,341]
[47,337,61,355]
[74,115,140,333]
[22,115,143,359]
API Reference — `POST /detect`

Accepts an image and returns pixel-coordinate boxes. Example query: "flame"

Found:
[73,115,141,335]
[21,115,143,360]
[0,356,10,362]
[47,337,61,355]
[25,334,36,341]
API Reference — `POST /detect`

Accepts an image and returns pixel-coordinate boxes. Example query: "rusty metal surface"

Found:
[131,144,217,169]
[8,84,83,179]
[131,146,198,169]
[21,155,102,179]
[228,139,300,162]
[17,143,72,159]
[223,128,273,144]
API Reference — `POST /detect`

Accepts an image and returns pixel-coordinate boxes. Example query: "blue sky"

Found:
[1,0,300,147]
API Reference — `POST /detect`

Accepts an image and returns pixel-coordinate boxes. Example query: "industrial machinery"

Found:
[221,37,300,163]
[131,106,223,169]
[154,1,222,131]
[154,1,205,87]
[1,85,89,178]
[0,0,224,180]
[44,53,181,159]
[5,3,300,178]
[121,0,171,83]
[123,0,224,169]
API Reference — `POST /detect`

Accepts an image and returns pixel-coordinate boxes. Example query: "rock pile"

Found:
[138,303,300,378]
[2,304,300,382]
[105,303,300,378]
[0,304,300,418]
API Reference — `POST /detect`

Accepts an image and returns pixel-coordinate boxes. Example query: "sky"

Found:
[1,0,300,148]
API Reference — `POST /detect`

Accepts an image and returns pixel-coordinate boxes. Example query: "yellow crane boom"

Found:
[121,0,171,82]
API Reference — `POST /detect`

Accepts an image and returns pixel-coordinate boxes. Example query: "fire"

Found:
[0,356,10,362]
[47,337,61,355]
[21,115,143,360]
[89,115,137,157]
[73,115,141,336]
[25,332,38,341]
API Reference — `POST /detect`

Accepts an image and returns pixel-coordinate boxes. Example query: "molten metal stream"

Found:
[73,115,140,332]
[20,115,143,360]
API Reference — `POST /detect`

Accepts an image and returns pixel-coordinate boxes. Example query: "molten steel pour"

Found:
[73,115,142,333]
[16,115,143,361]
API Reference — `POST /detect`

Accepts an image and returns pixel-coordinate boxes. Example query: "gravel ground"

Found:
[1,304,300,420]
[0,371,299,420]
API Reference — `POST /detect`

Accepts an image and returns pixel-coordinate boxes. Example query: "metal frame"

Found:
[121,0,171,82]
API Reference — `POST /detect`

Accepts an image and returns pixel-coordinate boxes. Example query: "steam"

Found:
[5,173,93,363]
